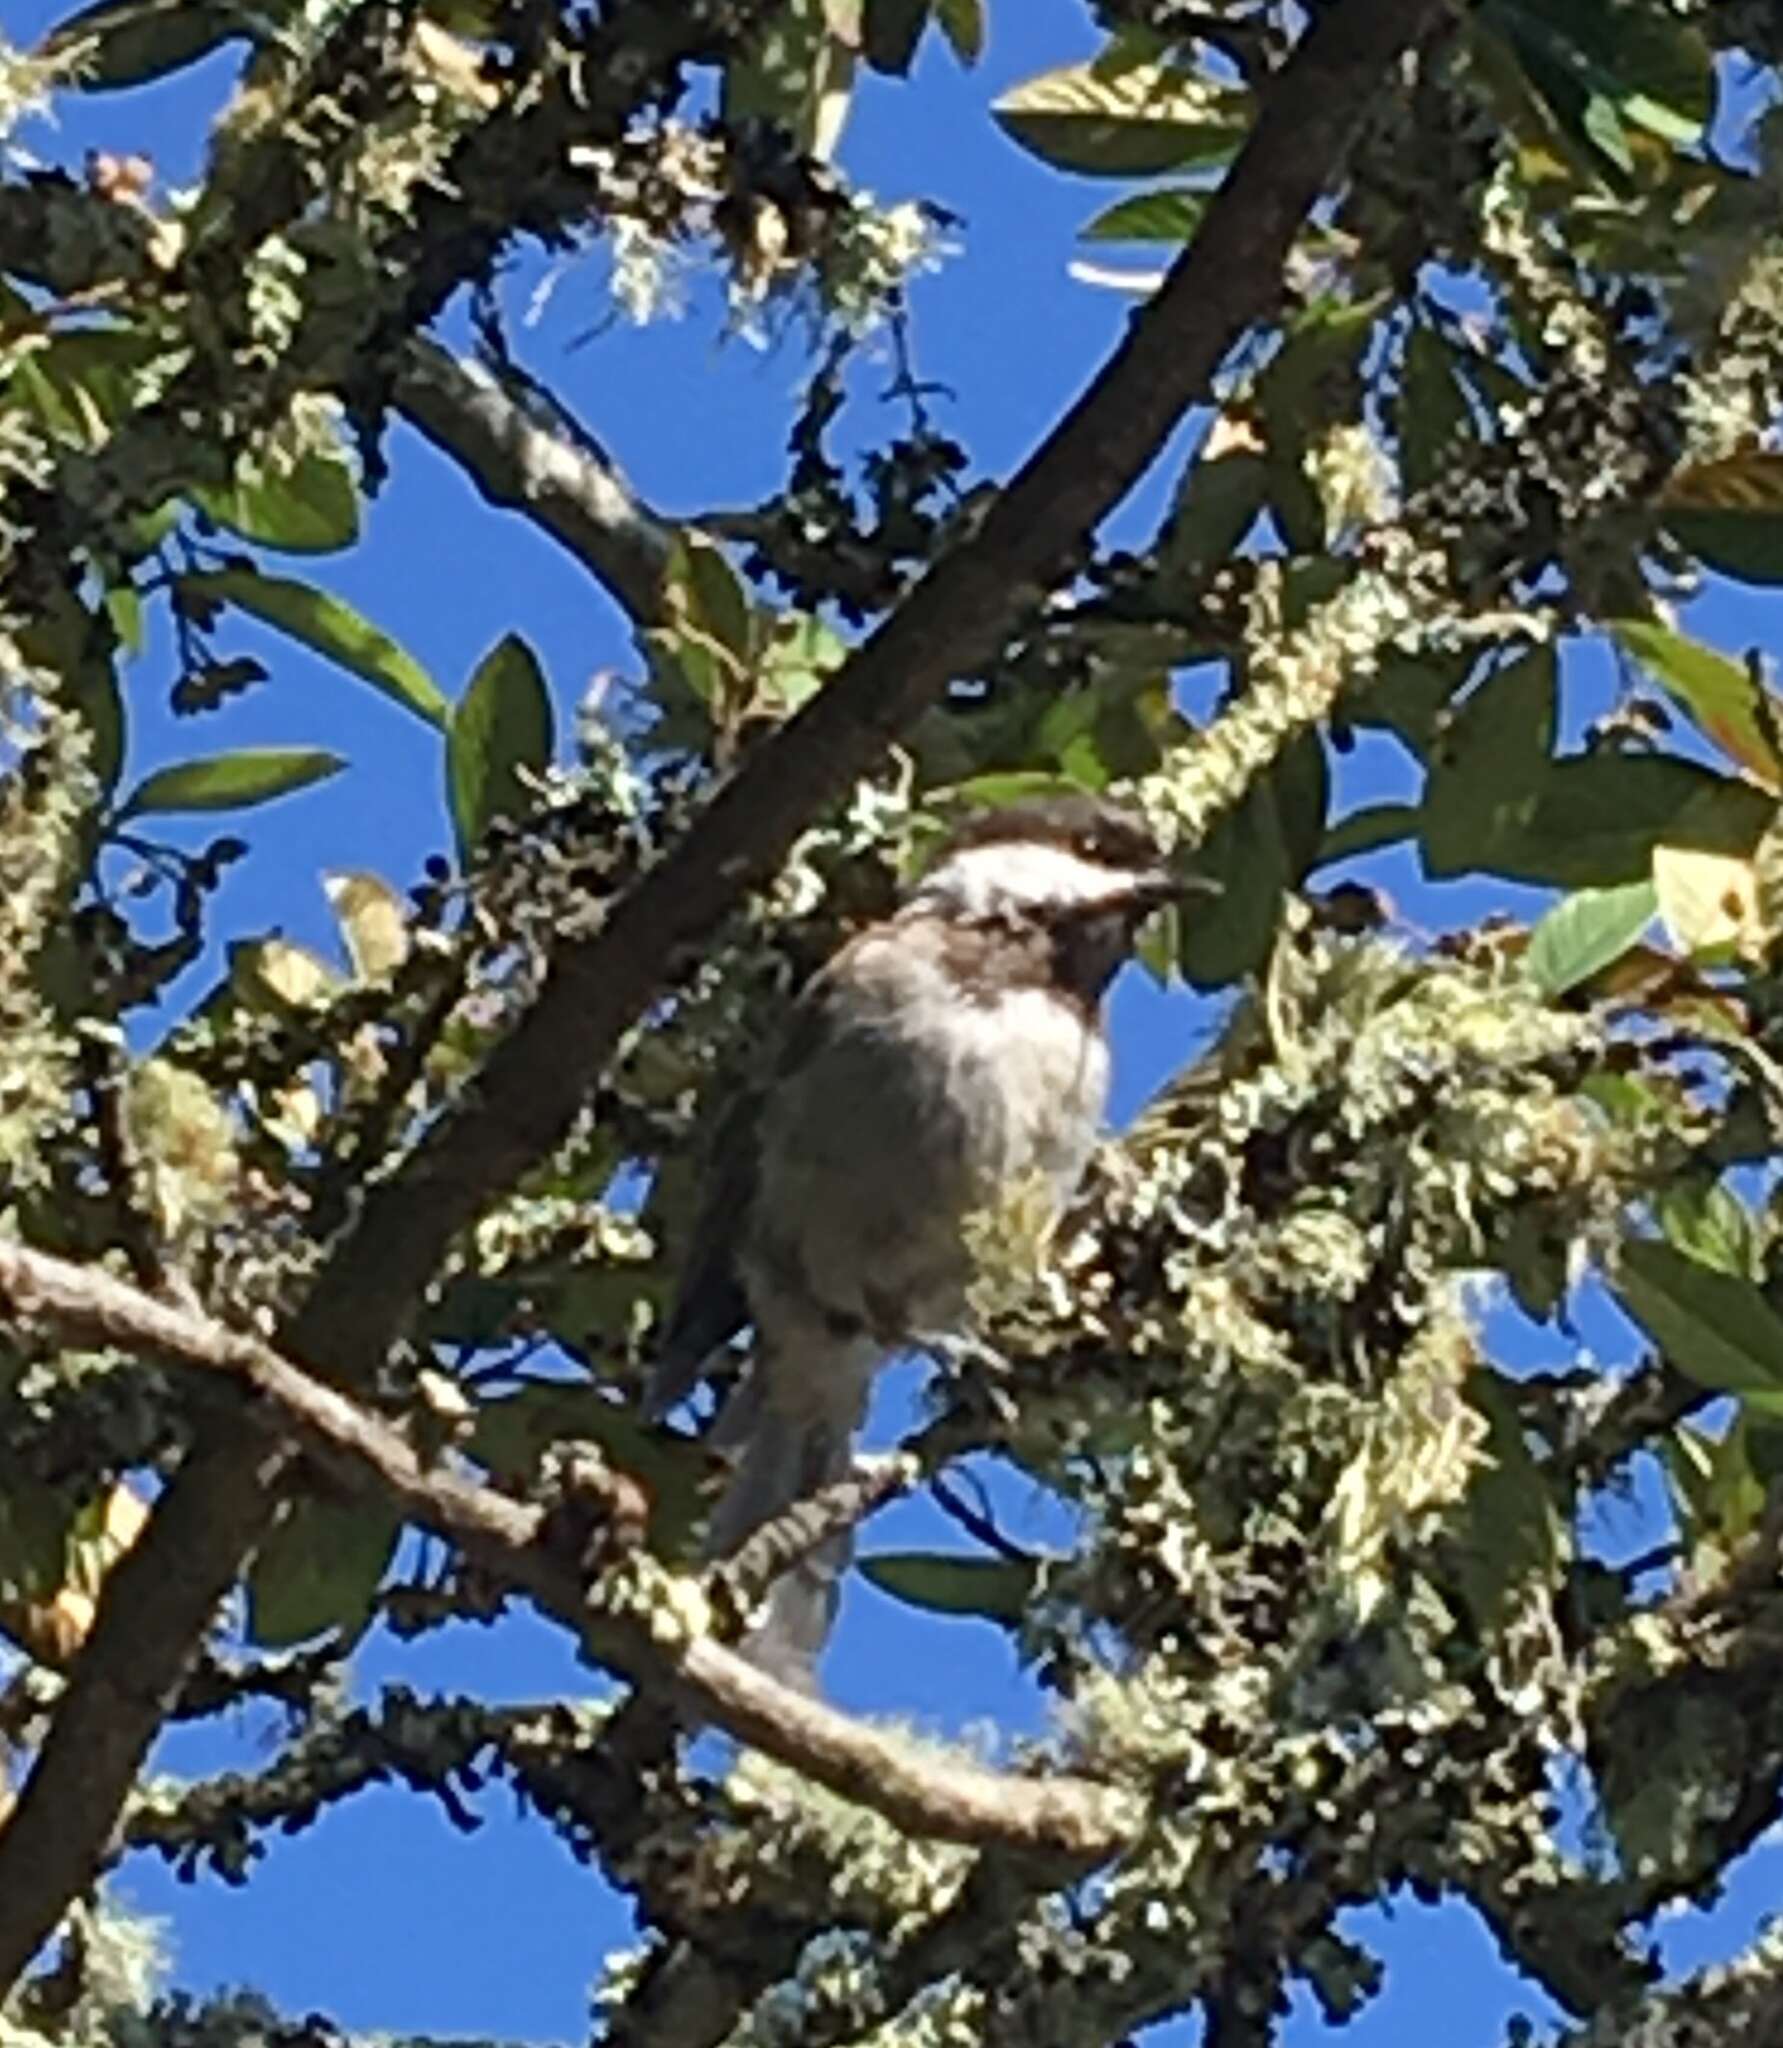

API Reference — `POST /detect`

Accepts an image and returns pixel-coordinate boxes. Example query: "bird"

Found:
[647,793,1195,1687]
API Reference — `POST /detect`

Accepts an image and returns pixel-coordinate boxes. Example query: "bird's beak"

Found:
[1132,867,1222,910]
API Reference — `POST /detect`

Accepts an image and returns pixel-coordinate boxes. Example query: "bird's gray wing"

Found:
[644,956,862,1418]
[646,1079,761,1417]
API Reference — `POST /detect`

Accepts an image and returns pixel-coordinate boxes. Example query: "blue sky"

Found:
[10,1,1783,2041]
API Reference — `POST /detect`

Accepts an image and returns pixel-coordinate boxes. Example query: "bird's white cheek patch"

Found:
[921,841,1140,915]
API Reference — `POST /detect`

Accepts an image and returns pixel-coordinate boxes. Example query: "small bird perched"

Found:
[648,794,1192,1686]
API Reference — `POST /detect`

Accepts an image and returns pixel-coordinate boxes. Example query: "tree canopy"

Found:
[6,1,1783,2043]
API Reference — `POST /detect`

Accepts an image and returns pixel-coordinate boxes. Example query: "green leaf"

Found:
[179,568,447,727]
[1524,880,1657,996]
[12,328,174,443]
[39,0,243,88]
[754,612,848,720]
[993,60,1250,178]
[1398,324,1470,497]
[723,0,854,158]
[1257,298,1387,551]
[859,1550,1035,1623]
[1659,452,1783,587]
[1616,1239,1783,1411]
[1515,758,1775,888]
[1178,730,1328,990]
[120,747,346,817]
[469,1385,706,1559]
[1157,438,1268,593]
[1079,188,1208,243]
[863,0,929,75]
[933,0,982,64]
[447,633,555,861]
[1421,644,1557,878]
[18,595,125,798]
[1316,803,1420,869]
[1655,1180,1761,1281]
[1610,620,1783,789]
[246,1495,401,1648]
[1442,1373,1562,1627]
[190,447,360,556]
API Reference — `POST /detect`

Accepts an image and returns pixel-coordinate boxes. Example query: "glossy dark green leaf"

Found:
[723,0,854,157]
[1421,644,1557,878]
[1178,730,1327,990]
[120,747,345,817]
[1660,453,1783,586]
[1442,1373,1562,1627]
[1398,324,1470,497]
[1514,758,1775,888]
[933,0,982,64]
[447,633,555,861]
[1079,188,1209,243]
[191,447,360,556]
[40,0,243,88]
[863,0,930,75]
[179,568,446,727]
[1610,620,1783,788]
[993,61,1250,177]
[1616,1239,1783,1413]
[1157,443,1268,592]
[1316,803,1420,869]
[469,1384,706,1558]
[859,1550,1035,1623]
[246,1495,401,1648]
[1524,880,1656,996]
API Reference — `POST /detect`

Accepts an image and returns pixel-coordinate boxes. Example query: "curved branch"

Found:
[0,1242,1137,1878]
[392,340,675,628]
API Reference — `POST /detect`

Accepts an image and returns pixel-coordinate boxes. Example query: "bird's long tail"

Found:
[703,1366,868,1690]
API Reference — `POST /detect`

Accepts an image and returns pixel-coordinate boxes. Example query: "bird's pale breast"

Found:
[743,928,1109,1343]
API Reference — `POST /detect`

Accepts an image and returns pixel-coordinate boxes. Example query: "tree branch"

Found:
[0,0,1445,1994]
[391,340,675,629]
[0,1243,1136,1897]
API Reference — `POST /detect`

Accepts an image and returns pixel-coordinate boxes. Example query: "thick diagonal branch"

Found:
[0,0,1446,1994]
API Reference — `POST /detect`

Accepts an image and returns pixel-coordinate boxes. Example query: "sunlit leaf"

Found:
[190,446,360,556]
[447,633,555,861]
[323,870,410,981]
[1655,1179,1761,1281]
[1524,880,1656,995]
[1615,1239,1783,1413]
[121,747,346,817]
[1610,620,1783,789]
[1079,188,1208,243]
[993,60,1250,177]
[1659,452,1783,587]
[179,568,447,728]
[1652,845,1766,961]
[230,937,338,1012]
[859,1550,1035,1623]
[724,0,855,158]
